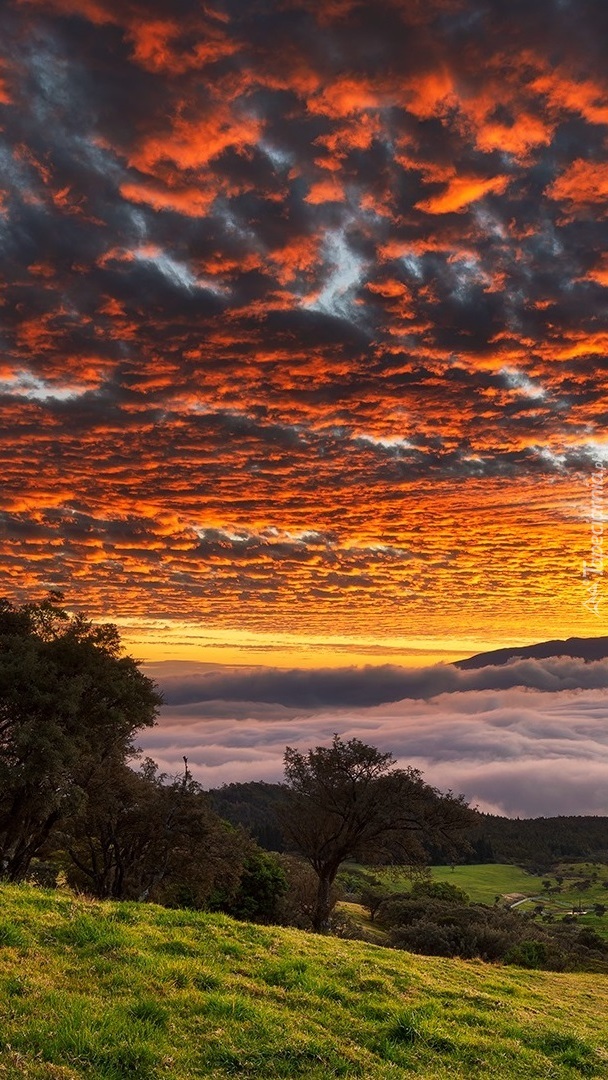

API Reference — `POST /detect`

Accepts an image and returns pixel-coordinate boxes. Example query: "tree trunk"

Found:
[312,872,334,933]
[3,807,62,881]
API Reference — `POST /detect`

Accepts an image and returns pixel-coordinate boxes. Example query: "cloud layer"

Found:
[141,656,608,816]
[0,0,607,646]
[153,655,608,706]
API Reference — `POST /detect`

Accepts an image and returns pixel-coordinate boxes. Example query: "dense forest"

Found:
[210,781,608,867]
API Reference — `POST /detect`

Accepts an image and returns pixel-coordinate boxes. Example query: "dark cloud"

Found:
[151,654,608,708]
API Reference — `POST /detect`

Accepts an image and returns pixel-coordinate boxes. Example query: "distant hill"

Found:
[455,635,608,670]
[468,814,608,868]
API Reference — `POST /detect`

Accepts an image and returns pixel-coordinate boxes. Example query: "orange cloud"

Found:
[580,254,608,288]
[269,236,320,285]
[474,113,554,161]
[304,176,346,204]
[129,108,263,172]
[126,16,240,74]
[416,174,510,214]
[402,68,456,120]
[307,76,380,117]
[533,70,608,126]
[119,180,217,217]
[546,160,608,214]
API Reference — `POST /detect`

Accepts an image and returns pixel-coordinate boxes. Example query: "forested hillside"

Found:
[209,782,608,865]
[470,815,608,867]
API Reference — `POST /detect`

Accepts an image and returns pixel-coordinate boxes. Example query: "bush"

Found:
[222,850,288,923]
[410,880,470,904]
[504,940,548,968]
[381,893,608,971]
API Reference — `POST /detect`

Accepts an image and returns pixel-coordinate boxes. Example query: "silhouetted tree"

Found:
[282,735,473,932]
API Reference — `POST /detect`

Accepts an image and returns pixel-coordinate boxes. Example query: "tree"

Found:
[282,735,474,932]
[273,854,339,929]
[62,758,251,908]
[0,593,161,880]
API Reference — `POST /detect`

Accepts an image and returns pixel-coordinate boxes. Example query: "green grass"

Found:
[347,863,545,905]
[0,886,608,1077]
[428,864,545,904]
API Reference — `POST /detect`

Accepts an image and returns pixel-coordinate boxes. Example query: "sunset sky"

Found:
[2,0,608,812]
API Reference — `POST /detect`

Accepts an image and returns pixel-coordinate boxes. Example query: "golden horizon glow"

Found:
[120,618,539,668]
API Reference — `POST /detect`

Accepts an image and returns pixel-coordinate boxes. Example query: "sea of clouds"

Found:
[141,656,608,817]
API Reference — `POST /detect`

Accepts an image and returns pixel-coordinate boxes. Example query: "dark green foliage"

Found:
[273,854,341,930]
[209,783,608,869]
[378,891,608,970]
[63,758,252,909]
[209,781,287,851]
[504,940,548,968]
[221,849,288,922]
[466,814,608,866]
[409,879,470,904]
[0,594,270,913]
[0,593,161,880]
[359,884,388,922]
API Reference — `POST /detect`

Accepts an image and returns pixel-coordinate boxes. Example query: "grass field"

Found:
[346,863,545,905]
[429,864,544,904]
[506,862,608,940]
[1,884,608,1078]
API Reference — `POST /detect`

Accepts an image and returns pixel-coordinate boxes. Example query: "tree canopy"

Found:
[0,593,162,879]
[282,734,474,931]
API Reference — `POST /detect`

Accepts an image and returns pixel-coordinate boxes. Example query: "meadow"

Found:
[340,862,608,945]
[372,863,545,905]
[1,884,608,1079]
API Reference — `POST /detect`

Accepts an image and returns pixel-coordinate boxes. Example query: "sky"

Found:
[1,0,608,813]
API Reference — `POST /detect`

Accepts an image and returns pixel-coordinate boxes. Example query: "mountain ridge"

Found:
[455,635,608,670]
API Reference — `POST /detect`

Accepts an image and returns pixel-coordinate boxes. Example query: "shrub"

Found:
[381,893,608,971]
[410,880,470,904]
[504,940,548,968]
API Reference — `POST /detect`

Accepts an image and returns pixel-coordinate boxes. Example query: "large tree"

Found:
[0,593,161,880]
[282,735,474,932]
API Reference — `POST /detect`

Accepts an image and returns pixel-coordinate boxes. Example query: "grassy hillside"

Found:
[1,887,608,1078]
